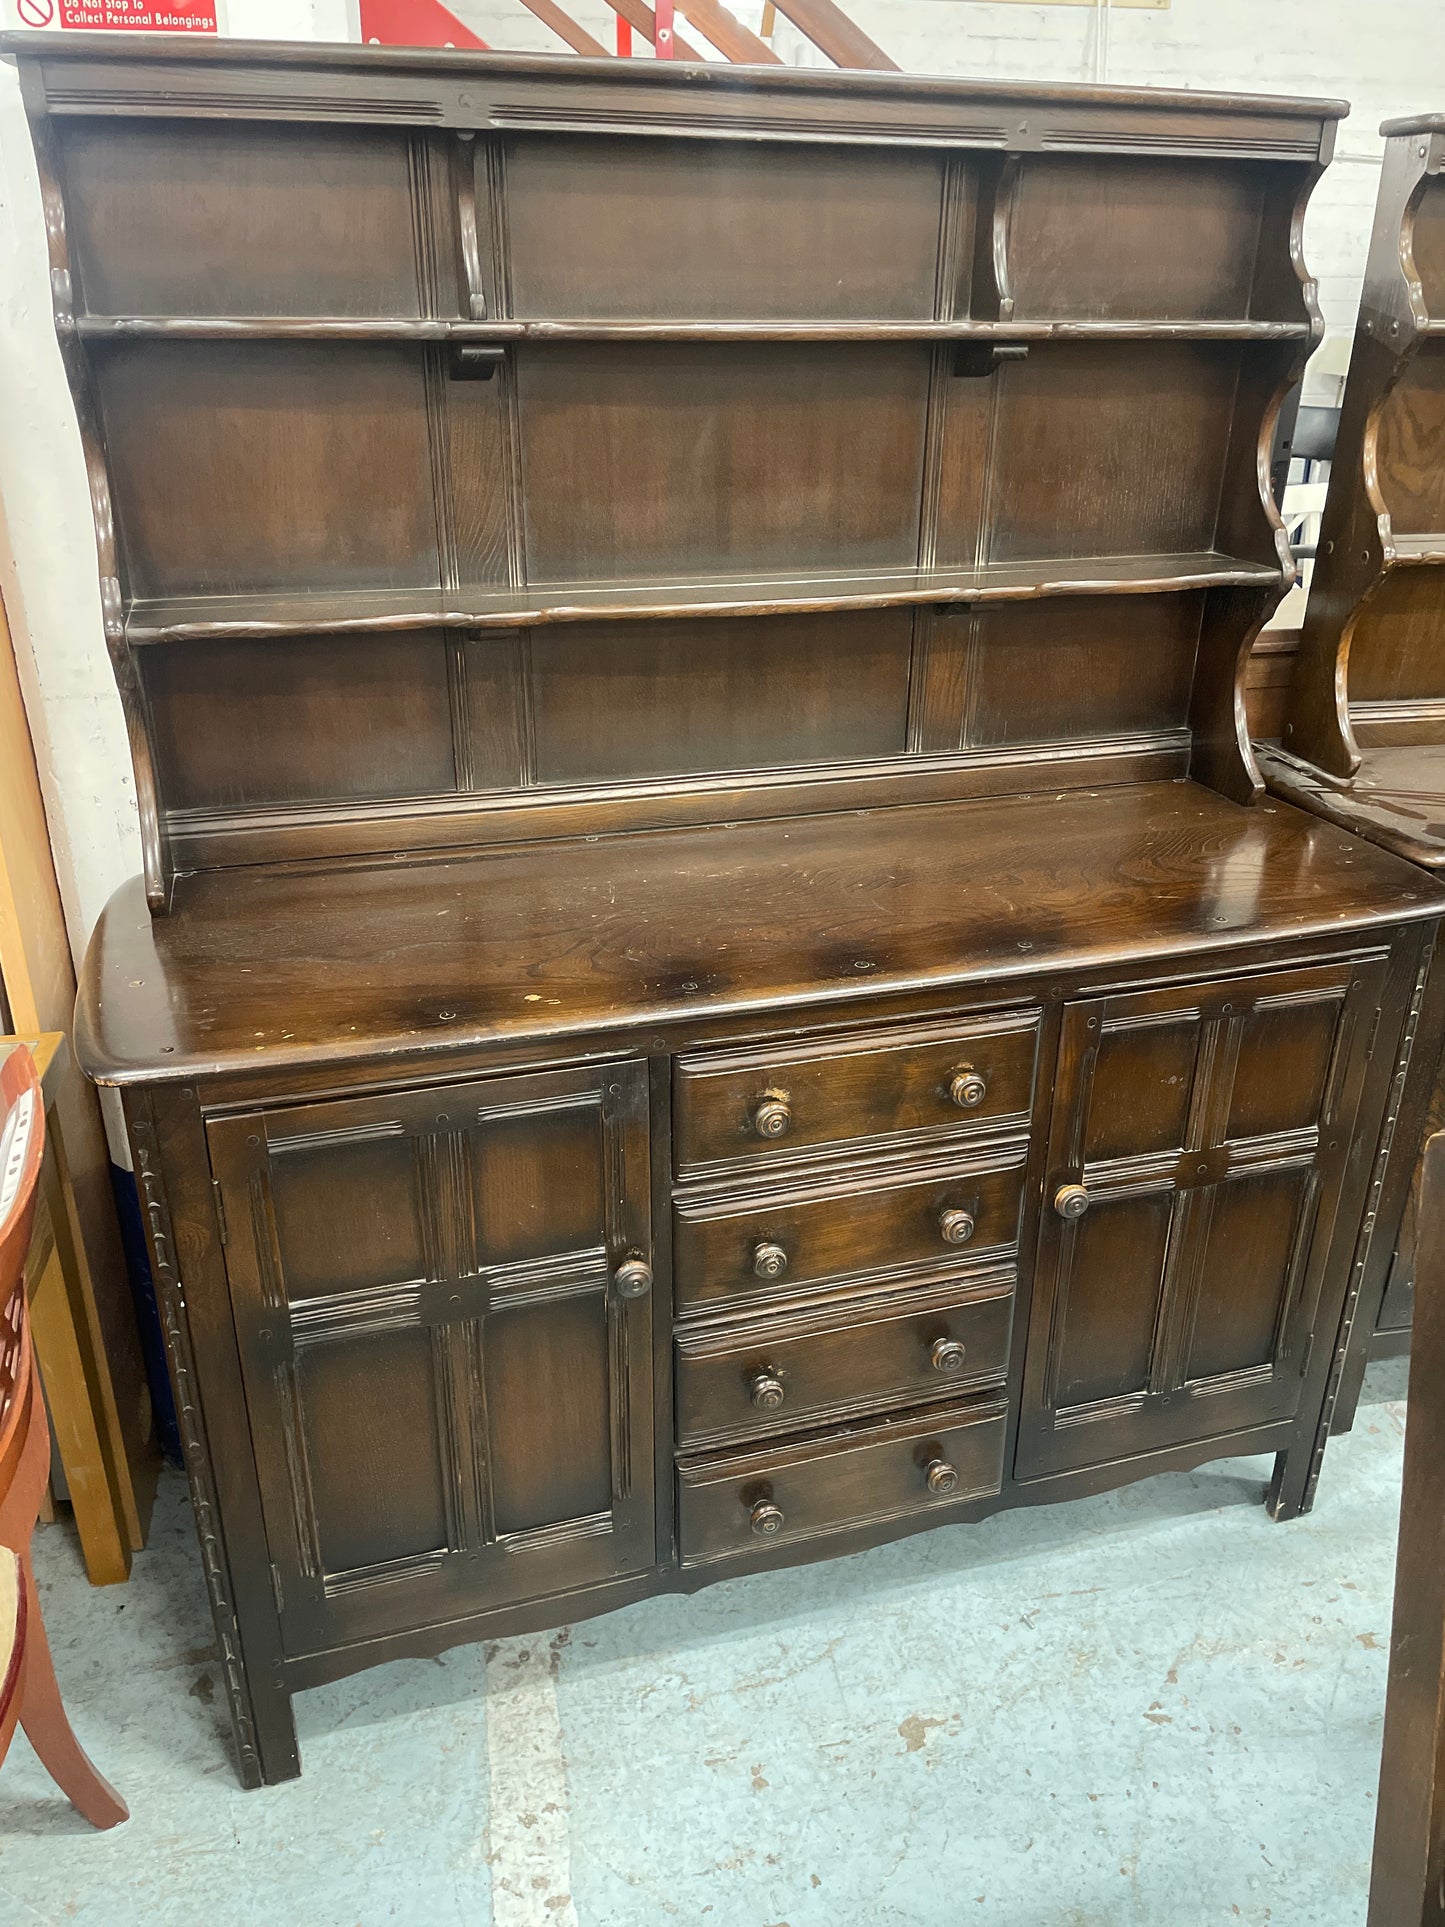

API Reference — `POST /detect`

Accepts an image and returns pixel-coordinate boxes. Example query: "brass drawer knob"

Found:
[748,1367,786,1411]
[930,1336,967,1375]
[614,1257,653,1299]
[949,1066,987,1109]
[750,1498,785,1538]
[939,1207,976,1245]
[752,1093,792,1139]
[752,1240,789,1281]
[925,1458,958,1496]
[1053,1183,1091,1221]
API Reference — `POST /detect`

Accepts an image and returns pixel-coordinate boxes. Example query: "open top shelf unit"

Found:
[1273,114,1445,795]
[11,34,1341,910]
[1258,112,1445,1430]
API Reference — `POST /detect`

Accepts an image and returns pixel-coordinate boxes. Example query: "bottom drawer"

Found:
[677,1398,1007,1569]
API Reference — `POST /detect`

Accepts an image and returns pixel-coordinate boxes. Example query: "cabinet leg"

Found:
[235,1665,301,1788]
[1266,1446,1316,1522]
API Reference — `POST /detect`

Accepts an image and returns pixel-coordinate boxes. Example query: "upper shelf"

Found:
[124,553,1285,645]
[48,114,1323,346]
[74,317,1314,345]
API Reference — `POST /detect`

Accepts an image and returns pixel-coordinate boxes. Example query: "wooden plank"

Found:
[513,0,611,56]
[1369,1129,1445,1925]
[676,0,781,63]
[765,0,897,68]
[22,1040,132,1587]
[0,588,159,1572]
[604,0,705,59]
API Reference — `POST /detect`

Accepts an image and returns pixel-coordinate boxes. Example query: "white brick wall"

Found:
[0,0,1439,983]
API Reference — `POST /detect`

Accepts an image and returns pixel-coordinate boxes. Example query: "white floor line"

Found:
[484,1634,581,1927]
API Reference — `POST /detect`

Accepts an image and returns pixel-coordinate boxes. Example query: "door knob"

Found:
[752,1240,789,1281]
[750,1498,785,1537]
[939,1207,976,1245]
[1053,1184,1091,1221]
[614,1257,653,1298]
[949,1067,987,1109]
[748,1367,786,1411]
[930,1336,968,1375]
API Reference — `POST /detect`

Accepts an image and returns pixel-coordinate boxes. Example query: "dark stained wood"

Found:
[673,1146,1028,1314]
[527,609,914,785]
[1368,1130,1445,1927]
[501,136,942,324]
[206,1062,655,1655]
[1005,158,1275,323]
[1257,124,1445,1417]
[677,1399,1007,1570]
[518,341,929,584]
[16,37,1437,1789]
[673,1008,1040,1177]
[58,120,430,322]
[74,783,1442,1090]
[1017,959,1381,1480]
[674,1264,1014,1446]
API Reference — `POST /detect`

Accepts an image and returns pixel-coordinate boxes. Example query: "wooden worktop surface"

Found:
[76,780,1445,1088]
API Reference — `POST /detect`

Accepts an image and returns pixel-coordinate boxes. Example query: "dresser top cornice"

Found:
[4,33,1345,159]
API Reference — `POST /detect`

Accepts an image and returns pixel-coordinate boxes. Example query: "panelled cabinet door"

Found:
[207,1062,655,1655]
[1017,960,1385,1480]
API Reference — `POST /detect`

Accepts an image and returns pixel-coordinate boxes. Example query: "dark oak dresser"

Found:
[14,34,1445,1786]
[1261,115,1445,1426]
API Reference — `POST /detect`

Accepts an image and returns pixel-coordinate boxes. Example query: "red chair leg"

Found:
[15,1551,127,1829]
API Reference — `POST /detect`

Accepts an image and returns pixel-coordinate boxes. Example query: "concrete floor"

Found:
[0,1359,1411,1927]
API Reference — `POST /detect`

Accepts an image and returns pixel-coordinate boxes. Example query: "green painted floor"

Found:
[0,1359,1410,1927]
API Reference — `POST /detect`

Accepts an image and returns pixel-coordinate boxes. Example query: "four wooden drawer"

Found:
[677,1398,1009,1568]
[673,1010,1040,1177]
[673,1144,1027,1314]
[675,1265,1014,1447]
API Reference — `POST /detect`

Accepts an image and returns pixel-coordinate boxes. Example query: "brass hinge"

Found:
[1299,1333,1315,1380]
[212,1179,228,1246]
[270,1563,285,1612]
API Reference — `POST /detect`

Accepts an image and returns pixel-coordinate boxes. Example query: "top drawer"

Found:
[674,1010,1040,1178]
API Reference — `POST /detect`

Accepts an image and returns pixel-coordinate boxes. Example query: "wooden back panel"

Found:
[11,39,1342,903]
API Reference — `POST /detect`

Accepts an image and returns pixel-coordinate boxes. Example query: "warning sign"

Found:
[6,0,220,28]
[59,1,218,25]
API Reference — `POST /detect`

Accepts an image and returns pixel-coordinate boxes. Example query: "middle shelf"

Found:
[125,552,1283,643]
[91,332,1292,640]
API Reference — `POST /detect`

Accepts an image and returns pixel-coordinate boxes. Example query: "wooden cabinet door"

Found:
[1017,959,1384,1481]
[208,1062,654,1655]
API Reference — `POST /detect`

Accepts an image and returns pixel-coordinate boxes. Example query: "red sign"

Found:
[57,0,217,27]
[358,0,486,48]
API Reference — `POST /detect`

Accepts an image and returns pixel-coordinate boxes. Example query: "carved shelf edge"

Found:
[124,553,1285,645]
[74,315,1316,344]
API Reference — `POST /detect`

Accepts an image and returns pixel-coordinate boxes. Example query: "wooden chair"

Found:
[0,1044,126,1828]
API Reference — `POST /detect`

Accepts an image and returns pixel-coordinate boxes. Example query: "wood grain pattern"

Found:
[517,342,929,585]
[75,782,1444,1089]
[503,136,945,323]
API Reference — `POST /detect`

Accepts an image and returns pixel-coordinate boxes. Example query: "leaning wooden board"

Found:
[10,33,1445,1785]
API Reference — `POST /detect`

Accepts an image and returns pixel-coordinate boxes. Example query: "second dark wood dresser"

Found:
[14,34,1445,1784]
